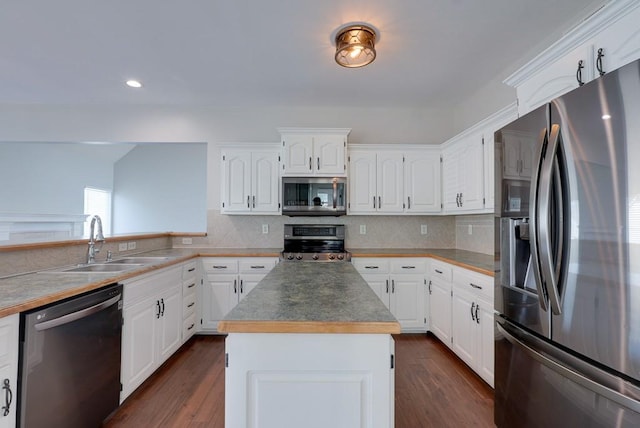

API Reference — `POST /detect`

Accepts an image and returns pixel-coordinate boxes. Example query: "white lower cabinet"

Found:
[428,260,453,348]
[200,257,278,332]
[427,259,494,387]
[0,314,18,428]
[120,264,184,402]
[353,258,428,332]
[451,266,494,387]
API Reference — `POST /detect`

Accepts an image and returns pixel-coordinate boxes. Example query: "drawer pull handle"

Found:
[187,267,196,272]
[402,266,416,269]
[187,282,196,288]
[364,266,379,269]
[250,265,265,269]
[213,265,227,269]
[435,269,443,274]
[470,283,483,290]
[187,302,195,308]
[187,323,195,331]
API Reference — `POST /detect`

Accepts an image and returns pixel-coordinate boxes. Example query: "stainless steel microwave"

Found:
[282,177,347,216]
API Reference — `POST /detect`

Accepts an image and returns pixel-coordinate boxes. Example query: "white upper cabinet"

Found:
[442,133,485,213]
[348,145,441,215]
[506,1,640,116]
[404,150,441,213]
[279,128,350,176]
[221,146,280,215]
[501,130,535,180]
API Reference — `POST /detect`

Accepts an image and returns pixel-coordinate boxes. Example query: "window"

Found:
[84,187,112,237]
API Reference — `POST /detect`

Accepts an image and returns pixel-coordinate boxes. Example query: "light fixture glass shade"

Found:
[335,25,376,68]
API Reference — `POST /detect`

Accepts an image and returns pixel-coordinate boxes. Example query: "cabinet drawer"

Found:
[202,258,238,274]
[430,260,453,282]
[183,293,196,317]
[238,258,277,274]
[351,258,390,274]
[453,267,493,300]
[390,258,427,274]
[182,277,198,296]
[182,261,198,279]
[183,313,197,338]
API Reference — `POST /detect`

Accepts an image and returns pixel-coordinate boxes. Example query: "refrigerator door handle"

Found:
[529,127,550,311]
[538,124,563,315]
[497,320,640,413]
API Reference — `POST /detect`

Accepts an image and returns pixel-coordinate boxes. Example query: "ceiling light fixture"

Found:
[334,24,377,68]
[126,79,142,88]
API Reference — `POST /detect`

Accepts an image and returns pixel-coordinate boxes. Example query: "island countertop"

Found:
[217,261,401,334]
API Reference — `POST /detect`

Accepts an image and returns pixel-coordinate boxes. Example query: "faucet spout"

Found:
[87,215,105,264]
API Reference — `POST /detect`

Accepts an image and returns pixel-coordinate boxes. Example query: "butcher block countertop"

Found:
[217,262,401,334]
[0,247,493,319]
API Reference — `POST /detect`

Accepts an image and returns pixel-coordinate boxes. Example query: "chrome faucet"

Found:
[87,215,105,264]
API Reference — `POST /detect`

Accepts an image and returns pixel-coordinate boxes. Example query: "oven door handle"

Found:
[35,294,121,331]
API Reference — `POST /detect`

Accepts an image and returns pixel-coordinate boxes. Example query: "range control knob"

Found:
[287,254,294,260]
[337,254,344,260]
[296,254,303,260]
[328,254,336,260]
[312,254,319,260]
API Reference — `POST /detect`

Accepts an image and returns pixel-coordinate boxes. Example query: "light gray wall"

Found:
[113,143,207,234]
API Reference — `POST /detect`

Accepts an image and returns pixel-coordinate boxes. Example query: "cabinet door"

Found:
[252,151,280,213]
[121,296,159,399]
[0,363,15,428]
[391,274,426,331]
[314,135,346,175]
[282,135,313,175]
[441,144,461,212]
[360,273,390,309]
[459,136,485,211]
[477,297,495,387]
[157,284,183,363]
[222,150,252,213]
[404,150,441,213]
[451,286,478,370]
[429,277,452,348]
[592,5,640,77]
[483,131,495,211]
[202,274,238,330]
[376,151,404,213]
[517,44,592,115]
[238,273,267,302]
[0,314,18,428]
[348,151,377,213]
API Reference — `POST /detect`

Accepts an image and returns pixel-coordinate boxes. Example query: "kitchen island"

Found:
[218,261,400,428]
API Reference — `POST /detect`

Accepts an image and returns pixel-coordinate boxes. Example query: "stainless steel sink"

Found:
[109,256,171,264]
[60,263,144,273]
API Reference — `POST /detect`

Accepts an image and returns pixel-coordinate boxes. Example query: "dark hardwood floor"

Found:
[105,333,494,427]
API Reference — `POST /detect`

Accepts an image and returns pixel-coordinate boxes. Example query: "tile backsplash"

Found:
[176,210,459,250]
[455,214,495,255]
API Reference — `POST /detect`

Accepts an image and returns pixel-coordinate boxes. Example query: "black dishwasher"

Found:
[18,283,123,428]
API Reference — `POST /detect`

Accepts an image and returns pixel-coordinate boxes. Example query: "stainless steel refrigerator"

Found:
[495,58,640,427]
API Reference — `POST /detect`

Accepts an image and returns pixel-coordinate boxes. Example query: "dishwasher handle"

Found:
[35,294,122,331]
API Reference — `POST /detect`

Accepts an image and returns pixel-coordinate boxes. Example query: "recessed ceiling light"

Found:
[126,80,142,88]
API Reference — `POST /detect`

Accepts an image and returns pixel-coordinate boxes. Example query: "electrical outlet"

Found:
[118,243,128,252]
[359,225,366,235]
[421,224,428,235]
[468,225,473,235]
[182,237,193,245]
[262,224,269,234]
[127,241,137,250]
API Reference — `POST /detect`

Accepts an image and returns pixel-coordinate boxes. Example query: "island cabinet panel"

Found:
[0,314,18,428]
[353,257,428,332]
[120,264,184,402]
[225,333,395,428]
[200,257,278,333]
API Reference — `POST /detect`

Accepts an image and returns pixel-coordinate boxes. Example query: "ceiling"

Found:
[0,0,606,110]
